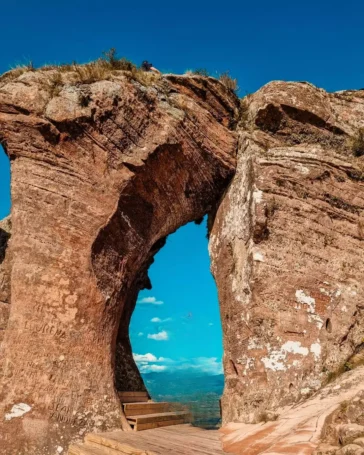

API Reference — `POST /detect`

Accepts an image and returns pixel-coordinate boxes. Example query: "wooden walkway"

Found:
[69,424,226,455]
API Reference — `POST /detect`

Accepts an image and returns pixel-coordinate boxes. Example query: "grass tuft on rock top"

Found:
[218,72,239,93]
[0,49,159,88]
[186,68,239,94]
[0,51,241,101]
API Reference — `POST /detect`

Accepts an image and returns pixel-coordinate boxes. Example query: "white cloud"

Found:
[138,332,144,337]
[151,317,172,323]
[138,296,163,305]
[139,364,167,373]
[147,331,169,341]
[132,352,222,375]
[134,353,158,362]
[133,353,171,364]
[133,353,171,373]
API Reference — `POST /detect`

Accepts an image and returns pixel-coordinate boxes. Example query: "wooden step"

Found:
[123,401,185,416]
[68,443,123,455]
[85,434,154,454]
[118,391,149,403]
[127,411,191,431]
[135,418,188,431]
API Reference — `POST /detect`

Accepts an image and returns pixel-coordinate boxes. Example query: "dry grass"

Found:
[190,68,210,77]
[72,61,112,84]
[132,69,161,86]
[256,411,279,423]
[0,49,140,88]
[239,97,250,126]
[0,62,35,84]
[265,197,279,218]
[45,72,64,97]
[219,71,239,93]
[351,128,364,157]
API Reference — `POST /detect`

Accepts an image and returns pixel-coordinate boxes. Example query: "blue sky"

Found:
[131,220,223,376]
[1,0,364,376]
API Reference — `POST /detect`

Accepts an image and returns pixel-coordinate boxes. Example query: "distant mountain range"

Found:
[142,372,224,428]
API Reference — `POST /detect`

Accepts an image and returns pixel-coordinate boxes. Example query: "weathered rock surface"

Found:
[0,216,11,345]
[336,445,364,455]
[0,69,238,454]
[209,81,364,424]
[0,68,364,455]
[221,366,364,454]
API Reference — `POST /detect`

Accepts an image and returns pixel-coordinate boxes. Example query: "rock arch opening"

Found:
[0,144,11,348]
[129,218,224,428]
[0,144,11,219]
[90,143,232,415]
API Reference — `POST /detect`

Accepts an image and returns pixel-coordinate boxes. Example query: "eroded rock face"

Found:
[210,81,364,424]
[0,216,11,345]
[1,69,364,455]
[220,366,364,454]
[0,70,238,454]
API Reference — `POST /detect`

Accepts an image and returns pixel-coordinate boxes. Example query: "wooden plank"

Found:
[119,396,149,403]
[68,443,121,455]
[124,402,184,416]
[136,418,187,431]
[85,435,152,455]
[118,391,148,397]
[127,411,190,424]
[130,427,223,452]
[84,427,225,454]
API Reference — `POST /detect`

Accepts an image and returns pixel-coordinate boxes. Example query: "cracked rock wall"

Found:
[210,82,364,424]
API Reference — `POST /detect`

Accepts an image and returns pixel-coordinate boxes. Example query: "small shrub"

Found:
[265,198,279,218]
[340,401,349,413]
[101,48,136,71]
[239,97,250,125]
[78,92,91,107]
[191,68,210,77]
[219,71,239,93]
[46,72,63,97]
[256,411,279,423]
[351,128,364,157]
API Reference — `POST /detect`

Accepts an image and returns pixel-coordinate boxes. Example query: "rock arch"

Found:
[0,69,364,455]
[0,71,238,453]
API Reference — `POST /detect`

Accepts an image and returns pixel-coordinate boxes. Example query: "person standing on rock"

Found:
[141,60,161,74]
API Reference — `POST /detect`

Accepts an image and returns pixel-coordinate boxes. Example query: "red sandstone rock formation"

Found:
[220,366,364,455]
[0,69,238,454]
[0,216,11,345]
[210,81,364,425]
[0,66,364,455]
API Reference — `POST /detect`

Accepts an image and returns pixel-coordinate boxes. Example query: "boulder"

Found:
[337,425,364,446]
[336,444,364,455]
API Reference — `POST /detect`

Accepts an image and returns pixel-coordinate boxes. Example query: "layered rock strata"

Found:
[0,67,364,455]
[210,82,364,424]
[0,69,238,454]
